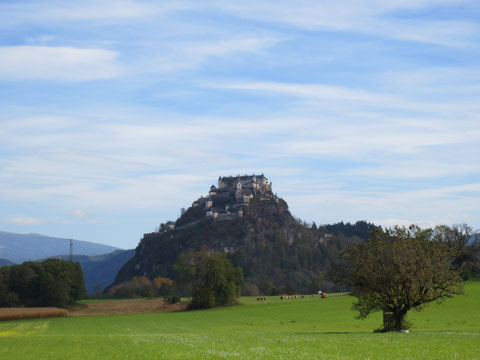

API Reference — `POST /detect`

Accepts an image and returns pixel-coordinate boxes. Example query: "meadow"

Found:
[1,282,479,359]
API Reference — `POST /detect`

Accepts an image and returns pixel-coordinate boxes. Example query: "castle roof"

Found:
[220,174,267,181]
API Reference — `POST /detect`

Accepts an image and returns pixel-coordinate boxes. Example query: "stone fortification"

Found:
[160,174,276,231]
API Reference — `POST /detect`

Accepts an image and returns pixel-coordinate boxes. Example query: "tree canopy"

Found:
[0,258,86,308]
[175,251,243,309]
[336,225,464,332]
[433,224,480,279]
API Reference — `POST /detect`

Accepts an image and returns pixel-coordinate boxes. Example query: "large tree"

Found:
[175,251,243,309]
[336,225,463,332]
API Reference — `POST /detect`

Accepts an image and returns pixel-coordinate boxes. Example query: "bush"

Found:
[242,282,259,296]
[107,276,159,299]
[164,295,181,304]
[112,286,134,299]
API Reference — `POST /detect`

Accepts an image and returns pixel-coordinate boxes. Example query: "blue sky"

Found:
[1,0,479,249]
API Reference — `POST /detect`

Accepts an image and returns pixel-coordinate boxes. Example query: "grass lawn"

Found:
[1,282,479,359]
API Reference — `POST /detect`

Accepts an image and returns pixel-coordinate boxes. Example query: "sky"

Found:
[1,0,479,249]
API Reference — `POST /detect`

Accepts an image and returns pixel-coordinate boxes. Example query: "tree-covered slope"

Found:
[115,196,375,294]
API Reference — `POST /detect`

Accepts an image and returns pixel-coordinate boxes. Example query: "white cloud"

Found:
[285,182,480,229]
[44,1,163,20]
[0,46,123,81]
[211,0,478,47]
[0,0,177,24]
[147,37,281,73]
[26,35,54,45]
[372,218,448,229]
[211,80,480,115]
[215,81,379,102]
[72,209,88,218]
[0,217,43,225]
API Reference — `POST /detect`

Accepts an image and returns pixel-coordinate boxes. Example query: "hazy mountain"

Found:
[0,231,119,264]
[53,250,135,294]
[0,258,15,266]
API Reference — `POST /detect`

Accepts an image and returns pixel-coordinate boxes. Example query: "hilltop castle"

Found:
[161,174,276,231]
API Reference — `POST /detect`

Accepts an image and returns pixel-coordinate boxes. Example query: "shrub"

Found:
[164,295,181,304]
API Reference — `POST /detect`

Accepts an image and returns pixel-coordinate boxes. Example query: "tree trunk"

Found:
[393,309,408,331]
[383,308,408,331]
[383,310,394,330]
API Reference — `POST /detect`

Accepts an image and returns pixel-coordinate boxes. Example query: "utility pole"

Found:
[70,239,73,262]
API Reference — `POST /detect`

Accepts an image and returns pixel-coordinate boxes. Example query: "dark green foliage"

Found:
[316,221,378,240]
[112,286,135,299]
[175,252,243,308]
[433,224,480,279]
[0,259,86,308]
[0,270,19,306]
[157,282,174,296]
[336,225,464,332]
[174,206,205,227]
[164,295,181,304]
[284,281,297,295]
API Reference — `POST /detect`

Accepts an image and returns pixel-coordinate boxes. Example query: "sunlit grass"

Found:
[1,282,479,359]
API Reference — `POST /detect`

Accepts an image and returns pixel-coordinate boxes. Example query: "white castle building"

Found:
[161,174,275,232]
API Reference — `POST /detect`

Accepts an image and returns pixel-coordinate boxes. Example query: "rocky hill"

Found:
[115,175,376,294]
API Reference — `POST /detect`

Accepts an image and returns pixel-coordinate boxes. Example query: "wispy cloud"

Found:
[72,209,87,218]
[0,0,177,24]
[0,0,479,247]
[0,217,44,225]
[211,0,479,47]
[142,37,281,73]
[0,46,123,81]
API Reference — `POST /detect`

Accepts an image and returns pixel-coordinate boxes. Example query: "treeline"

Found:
[0,259,86,308]
[312,220,378,240]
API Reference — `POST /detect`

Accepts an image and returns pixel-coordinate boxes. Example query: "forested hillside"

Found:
[115,195,376,294]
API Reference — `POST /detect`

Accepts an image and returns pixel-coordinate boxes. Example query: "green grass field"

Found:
[1,283,479,359]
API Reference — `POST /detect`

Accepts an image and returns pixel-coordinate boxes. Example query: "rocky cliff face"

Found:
[114,194,335,293]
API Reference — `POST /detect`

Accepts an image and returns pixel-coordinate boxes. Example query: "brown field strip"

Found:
[68,298,188,316]
[0,307,67,321]
[1,299,186,320]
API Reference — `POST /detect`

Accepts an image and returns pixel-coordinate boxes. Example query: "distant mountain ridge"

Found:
[52,250,135,294]
[0,258,15,266]
[0,231,119,264]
